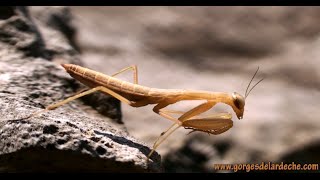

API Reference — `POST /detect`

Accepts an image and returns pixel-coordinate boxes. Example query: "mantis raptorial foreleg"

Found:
[147,112,232,161]
[160,109,186,115]
[153,100,217,126]
[178,101,217,121]
[147,101,218,159]
[153,102,183,124]
[182,114,233,135]
[152,100,217,126]
[149,108,222,149]
[161,100,216,124]
[157,109,205,121]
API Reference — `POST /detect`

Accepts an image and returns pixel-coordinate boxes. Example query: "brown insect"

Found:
[26,64,263,161]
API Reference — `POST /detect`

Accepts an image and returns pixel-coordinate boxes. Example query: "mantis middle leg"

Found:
[148,101,218,160]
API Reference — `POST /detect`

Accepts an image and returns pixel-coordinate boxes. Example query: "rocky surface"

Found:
[0,6,161,172]
[71,7,320,172]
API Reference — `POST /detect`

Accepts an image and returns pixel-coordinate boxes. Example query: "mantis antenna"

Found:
[245,67,265,100]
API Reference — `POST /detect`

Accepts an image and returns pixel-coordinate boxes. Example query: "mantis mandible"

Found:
[24,64,263,161]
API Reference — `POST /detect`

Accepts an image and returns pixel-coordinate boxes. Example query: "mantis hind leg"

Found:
[25,86,136,120]
[111,65,139,84]
[25,65,139,120]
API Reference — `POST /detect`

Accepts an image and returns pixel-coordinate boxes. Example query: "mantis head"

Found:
[231,67,264,120]
[231,92,245,120]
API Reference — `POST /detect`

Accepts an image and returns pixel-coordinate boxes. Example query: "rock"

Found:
[279,142,320,172]
[162,135,219,173]
[0,6,161,172]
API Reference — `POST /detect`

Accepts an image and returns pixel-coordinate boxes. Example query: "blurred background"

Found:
[67,7,319,172]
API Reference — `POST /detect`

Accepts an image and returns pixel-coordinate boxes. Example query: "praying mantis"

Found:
[24,63,263,161]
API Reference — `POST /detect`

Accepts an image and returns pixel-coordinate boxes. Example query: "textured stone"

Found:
[0,6,161,172]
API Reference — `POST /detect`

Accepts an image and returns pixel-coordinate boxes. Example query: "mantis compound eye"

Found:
[232,92,245,110]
